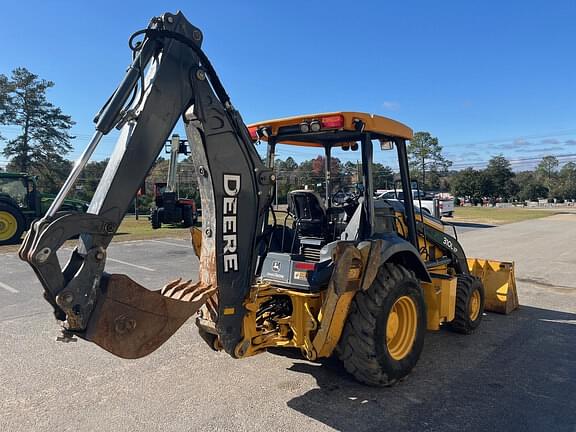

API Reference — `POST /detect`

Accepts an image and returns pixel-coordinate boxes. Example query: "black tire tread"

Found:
[150,209,161,229]
[446,274,484,334]
[336,263,422,387]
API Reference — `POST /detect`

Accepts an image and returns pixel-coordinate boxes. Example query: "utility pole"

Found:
[134,194,139,220]
[167,134,180,193]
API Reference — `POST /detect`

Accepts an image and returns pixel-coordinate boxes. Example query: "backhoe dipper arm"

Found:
[18,12,274,358]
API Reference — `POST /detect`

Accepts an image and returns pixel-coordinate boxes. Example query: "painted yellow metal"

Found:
[190,226,202,258]
[422,275,457,330]
[235,283,321,359]
[394,210,446,263]
[469,289,481,320]
[247,111,413,147]
[467,258,518,314]
[312,290,357,358]
[312,241,380,358]
[235,242,375,360]
[386,295,418,360]
[0,211,18,241]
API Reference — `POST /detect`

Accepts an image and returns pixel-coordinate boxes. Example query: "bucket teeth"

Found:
[161,278,191,298]
[160,278,184,296]
[186,284,216,303]
[161,279,216,302]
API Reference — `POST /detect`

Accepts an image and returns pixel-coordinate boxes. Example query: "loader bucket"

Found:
[467,258,519,314]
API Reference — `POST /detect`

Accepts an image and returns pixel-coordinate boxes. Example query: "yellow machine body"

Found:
[222,211,519,360]
[195,113,519,361]
[422,276,457,331]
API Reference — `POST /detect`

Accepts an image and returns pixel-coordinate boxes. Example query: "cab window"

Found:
[0,178,28,208]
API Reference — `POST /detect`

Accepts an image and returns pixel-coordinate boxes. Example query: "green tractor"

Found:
[0,172,88,245]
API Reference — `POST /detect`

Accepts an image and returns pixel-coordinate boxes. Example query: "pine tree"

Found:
[0,68,74,192]
[484,155,515,200]
[536,155,559,190]
[407,132,452,190]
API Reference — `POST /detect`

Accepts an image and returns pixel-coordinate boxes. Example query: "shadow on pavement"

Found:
[286,306,576,432]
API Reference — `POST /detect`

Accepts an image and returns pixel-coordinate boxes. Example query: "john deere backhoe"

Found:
[19,12,518,386]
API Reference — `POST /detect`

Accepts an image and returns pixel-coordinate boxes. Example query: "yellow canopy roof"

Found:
[246,111,413,147]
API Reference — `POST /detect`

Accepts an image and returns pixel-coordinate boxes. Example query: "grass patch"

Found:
[0,216,192,254]
[113,215,192,241]
[453,207,560,224]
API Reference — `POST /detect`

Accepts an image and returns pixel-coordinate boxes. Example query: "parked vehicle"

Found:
[0,172,88,245]
[375,189,454,218]
[150,181,197,229]
[149,134,198,229]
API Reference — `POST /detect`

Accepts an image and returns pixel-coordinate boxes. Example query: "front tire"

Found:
[446,275,485,334]
[0,203,25,245]
[336,263,426,386]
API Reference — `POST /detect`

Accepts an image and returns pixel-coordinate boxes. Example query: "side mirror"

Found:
[379,140,394,151]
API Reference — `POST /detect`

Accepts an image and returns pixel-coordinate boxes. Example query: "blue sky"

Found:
[0,0,575,171]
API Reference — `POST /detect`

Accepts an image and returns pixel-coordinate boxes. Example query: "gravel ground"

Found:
[0,216,574,432]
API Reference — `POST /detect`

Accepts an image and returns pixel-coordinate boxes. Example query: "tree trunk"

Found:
[20,92,31,173]
[421,156,425,189]
[21,112,30,173]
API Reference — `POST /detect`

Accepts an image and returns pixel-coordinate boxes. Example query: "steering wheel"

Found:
[331,190,348,206]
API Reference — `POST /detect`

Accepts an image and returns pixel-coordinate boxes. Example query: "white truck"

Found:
[375,189,454,218]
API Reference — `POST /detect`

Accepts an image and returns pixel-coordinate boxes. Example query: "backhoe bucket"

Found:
[85,275,215,359]
[467,258,519,314]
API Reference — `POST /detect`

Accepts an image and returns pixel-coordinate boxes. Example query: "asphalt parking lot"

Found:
[1,215,575,432]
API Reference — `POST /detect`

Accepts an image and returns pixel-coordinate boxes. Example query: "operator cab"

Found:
[247,112,420,292]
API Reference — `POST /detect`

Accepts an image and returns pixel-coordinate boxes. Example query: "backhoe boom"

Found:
[19,11,274,357]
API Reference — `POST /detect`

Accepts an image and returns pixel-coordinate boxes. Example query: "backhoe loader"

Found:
[19,12,518,386]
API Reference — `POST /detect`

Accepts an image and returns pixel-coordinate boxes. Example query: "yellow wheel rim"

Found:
[0,211,18,241]
[386,295,418,361]
[469,289,481,321]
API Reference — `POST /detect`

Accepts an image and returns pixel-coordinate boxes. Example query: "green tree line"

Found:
[1,67,574,209]
[451,155,576,203]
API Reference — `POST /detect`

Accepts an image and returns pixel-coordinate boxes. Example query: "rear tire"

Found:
[0,203,25,245]
[446,275,485,334]
[150,209,161,229]
[336,263,426,386]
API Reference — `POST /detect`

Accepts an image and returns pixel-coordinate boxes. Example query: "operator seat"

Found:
[288,190,327,238]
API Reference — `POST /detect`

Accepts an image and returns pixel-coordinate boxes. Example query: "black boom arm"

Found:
[18,12,274,358]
